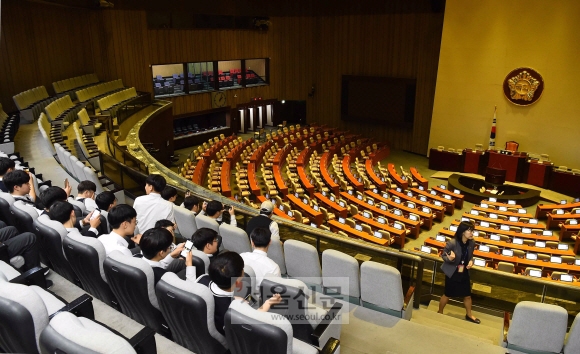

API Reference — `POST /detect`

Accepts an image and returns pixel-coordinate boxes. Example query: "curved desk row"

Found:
[365,190,434,230]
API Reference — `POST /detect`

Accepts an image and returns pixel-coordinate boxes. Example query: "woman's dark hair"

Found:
[192,227,218,251]
[3,170,30,193]
[107,204,137,229]
[454,221,475,242]
[161,186,177,201]
[145,175,166,193]
[49,201,74,224]
[208,251,244,290]
[38,186,68,210]
[140,228,173,260]
[250,227,271,248]
[183,195,200,211]
[95,191,116,211]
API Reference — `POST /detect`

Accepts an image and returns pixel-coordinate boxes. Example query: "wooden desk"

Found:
[546,212,580,229]
[286,194,324,226]
[425,238,580,275]
[560,224,580,241]
[411,188,455,215]
[549,169,580,199]
[365,159,387,191]
[485,200,523,209]
[409,167,428,189]
[387,163,408,190]
[449,220,558,242]
[536,202,580,219]
[313,192,348,219]
[220,161,232,197]
[257,195,294,220]
[428,148,463,172]
[341,192,420,238]
[297,166,315,196]
[320,152,340,195]
[352,214,407,247]
[436,230,574,256]
[365,190,434,230]
[388,189,445,222]
[192,159,207,185]
[328,220,389,246]
[273,164,288,196]
[431,186,464,209]
[487,150,527,183]
[342,155,364,192]
[247,163,261,196]
[472,205,533,219]
[525,160,552,188]
[463,149,485,174]
[463,213,546,229]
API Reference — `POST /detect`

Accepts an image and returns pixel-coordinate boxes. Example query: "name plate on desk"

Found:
[529,270,542,278]
[481,221,490,227]
[436,235,446,242]
[509,216,518,222]
[535,241,546,248]
[421,245,432,254]
[479,245,490,252]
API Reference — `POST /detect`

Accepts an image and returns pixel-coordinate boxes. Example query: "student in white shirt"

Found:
[4,170,37,207]
[133,175,175,234]
[98,204,141,256]
[68,180,99,213]
[94,191,117,234]
[182,194,201,215]
[240,227,281,291]
[49,201,101,238]
[0,157,15,193]
[161,186,178,203]
[138,227,193,285]
[204,200,237,226]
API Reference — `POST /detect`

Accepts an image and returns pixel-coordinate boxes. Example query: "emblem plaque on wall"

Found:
[503,68,544,106]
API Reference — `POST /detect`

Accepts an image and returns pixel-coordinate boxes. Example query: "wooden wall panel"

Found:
[88,10,313,117]
[310,13,444,154]
[0,0,95,111]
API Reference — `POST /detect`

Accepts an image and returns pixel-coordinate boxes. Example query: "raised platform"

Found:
[447,173,541,207]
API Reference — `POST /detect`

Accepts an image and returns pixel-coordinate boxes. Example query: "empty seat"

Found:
[322,249,360,304]
[283,240,322,288]
[501,301,567,353]
[360,261,414,320]
[219,223,251,254]
[173,205,197,239]
[195,213,220,233]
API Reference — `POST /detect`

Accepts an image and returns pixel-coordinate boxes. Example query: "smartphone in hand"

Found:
[181,240,193,258]
[90,209,101,220]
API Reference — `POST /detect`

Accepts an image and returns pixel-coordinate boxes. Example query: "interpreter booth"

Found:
[234,99,278,133]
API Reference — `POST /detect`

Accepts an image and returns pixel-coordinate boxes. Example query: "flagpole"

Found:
[488,106,497,150]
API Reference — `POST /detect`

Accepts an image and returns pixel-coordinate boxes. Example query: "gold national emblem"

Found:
[503,68,544,106]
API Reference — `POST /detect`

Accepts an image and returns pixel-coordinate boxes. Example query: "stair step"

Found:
[411,309,495,344]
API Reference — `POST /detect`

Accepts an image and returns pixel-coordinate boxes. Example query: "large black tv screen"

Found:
[341,75,416,128]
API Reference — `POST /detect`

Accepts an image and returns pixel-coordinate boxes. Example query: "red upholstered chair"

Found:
[505,141,519,152]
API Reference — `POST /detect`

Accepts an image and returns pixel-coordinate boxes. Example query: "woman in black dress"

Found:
[437,220,480,324]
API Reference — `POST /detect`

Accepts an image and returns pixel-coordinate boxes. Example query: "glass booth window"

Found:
[187,62,215,92]
[152,64,185,97]
[217,60,242,89]
[244,59,268,86]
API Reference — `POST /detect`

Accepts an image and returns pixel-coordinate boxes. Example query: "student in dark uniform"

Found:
[438,220,480,324]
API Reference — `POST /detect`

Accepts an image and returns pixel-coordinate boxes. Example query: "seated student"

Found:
[153,219,187,272]
[133,175,175,234]
[0,220,41,272]
[68,180,98,212]
[182,194,201,215]
[49,201,101,238]
[98,204,141,256]
[95,191,117,234]
[0,157,15,192]
[196,251,281,336]
[203,200,237,226]
[38,186,71,216]
[138,227,195,285]
[192,228,220,262]
[4,170,38,209]
[240,227,281,291]
[161,186,178,204]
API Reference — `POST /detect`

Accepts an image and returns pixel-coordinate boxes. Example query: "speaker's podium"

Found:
[485,166,506,185]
